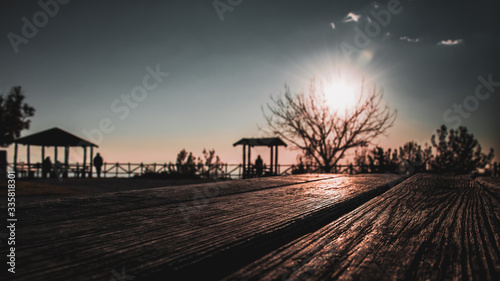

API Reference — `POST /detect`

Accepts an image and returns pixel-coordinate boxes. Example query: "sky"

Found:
[1,0,499,166]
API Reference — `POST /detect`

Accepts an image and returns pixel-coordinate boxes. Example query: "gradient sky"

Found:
[1,0,499,165]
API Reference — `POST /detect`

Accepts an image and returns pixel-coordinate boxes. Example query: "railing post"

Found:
[82,147,87,178]
[13,142,18,176]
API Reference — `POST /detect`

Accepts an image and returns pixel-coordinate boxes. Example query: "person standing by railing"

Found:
[42,157,52,179]
[93,153,103,178]
[255,155,263,177]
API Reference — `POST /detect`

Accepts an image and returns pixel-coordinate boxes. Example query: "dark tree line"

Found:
[264,77,494,175]
[354,125,494,175]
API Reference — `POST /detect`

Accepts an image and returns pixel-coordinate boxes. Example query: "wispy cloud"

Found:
[343,12,361,23]
[437,39,463,46]
[330,22,335,29]
[400,36,420,43]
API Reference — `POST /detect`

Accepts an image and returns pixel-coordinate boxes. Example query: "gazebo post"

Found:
[54,146,58,179]
[247,145,251,177]
[82,147,87,178]
[64,146,69,178]
[13,142,18,175]
[274,145,278,175]
[41,146,45,178]
[89,146,94,178]
[27,145,31,178]
[242,144,246,178]
[270,145,274,175]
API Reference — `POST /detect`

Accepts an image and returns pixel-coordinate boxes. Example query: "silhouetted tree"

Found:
[397,141,432,175]
[292,154,316,174]
[202,148,222,177]
[0,86,35,147]
[430,125,494,174]
[176,149,196,176]
[354,149,370,173]
[264,78,396,172]
[169,148,224,178]
[366,147,399,173]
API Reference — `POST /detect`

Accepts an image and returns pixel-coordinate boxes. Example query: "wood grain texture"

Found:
[12,174,401,281]
[224,174,500,281]
[14,173,337,227]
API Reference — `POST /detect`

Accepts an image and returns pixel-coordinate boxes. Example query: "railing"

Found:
[7,162,370,179]
[8,162,91,179]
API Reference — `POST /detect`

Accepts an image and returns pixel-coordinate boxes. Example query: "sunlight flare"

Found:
[323,79,357,111]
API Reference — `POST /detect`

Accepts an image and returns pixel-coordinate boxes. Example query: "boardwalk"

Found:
[9,174,500,280]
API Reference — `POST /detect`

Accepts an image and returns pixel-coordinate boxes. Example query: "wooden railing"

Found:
[8,162,236,179]
[7,161,374,179]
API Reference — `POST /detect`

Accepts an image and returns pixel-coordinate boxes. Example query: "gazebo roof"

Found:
[14,127,98,147]
[233,137,287,147]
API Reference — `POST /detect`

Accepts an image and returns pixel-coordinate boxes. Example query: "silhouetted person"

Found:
[42,157,52,179]
[255,155,263,177]
[93,153,103,178]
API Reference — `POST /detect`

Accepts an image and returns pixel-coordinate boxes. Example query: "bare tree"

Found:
[263,78,396,172]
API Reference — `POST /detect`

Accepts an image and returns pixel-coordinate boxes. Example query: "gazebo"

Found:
[13,127,98,178]
[233,137,287,178]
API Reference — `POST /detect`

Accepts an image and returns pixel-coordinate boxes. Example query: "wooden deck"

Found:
[8,174,500,280]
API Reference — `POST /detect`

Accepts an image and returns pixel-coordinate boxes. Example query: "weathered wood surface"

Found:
[225,174,500,281]
[477,176,500,190]
[15,174,336,226]
[12,174,401,281]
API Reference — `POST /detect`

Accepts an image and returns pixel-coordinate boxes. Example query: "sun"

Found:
[323,80,357,111]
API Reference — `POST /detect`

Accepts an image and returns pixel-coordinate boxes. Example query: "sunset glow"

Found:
[323,80,357,112]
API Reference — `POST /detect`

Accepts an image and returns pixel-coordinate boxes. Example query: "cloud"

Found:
[330,22,335,29]
[343,12,361,23]
[437,39,463,46]
[400,36,420,43]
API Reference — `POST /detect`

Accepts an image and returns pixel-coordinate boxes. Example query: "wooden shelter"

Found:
[13,127,98,178]
[233,137,287,178]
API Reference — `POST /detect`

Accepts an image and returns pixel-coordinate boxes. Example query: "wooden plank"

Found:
[477,176,500,190]
[13,174,401,280]
[14,174,337,227]
[225,174,500,281]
